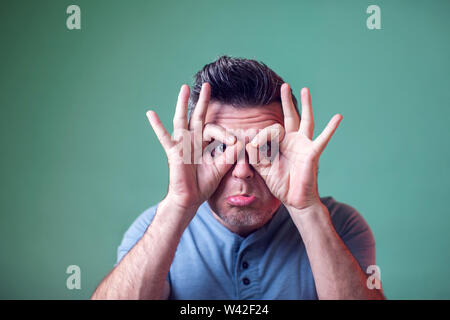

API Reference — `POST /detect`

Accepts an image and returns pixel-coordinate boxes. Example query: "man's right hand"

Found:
[146,83,242,221]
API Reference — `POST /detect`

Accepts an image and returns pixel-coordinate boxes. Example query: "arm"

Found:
[246,83,384,299]
[91,198,195,300]
[287,202,385,300]
[92,83,241,299]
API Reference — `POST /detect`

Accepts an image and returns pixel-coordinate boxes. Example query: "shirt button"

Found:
[243,278,250,285]
[242,261,249,269]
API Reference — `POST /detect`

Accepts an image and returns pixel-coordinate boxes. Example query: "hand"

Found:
[146,83,243,217]
[246,84,343,212]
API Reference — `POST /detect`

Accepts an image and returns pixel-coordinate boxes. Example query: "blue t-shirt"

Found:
[116,196,376,299]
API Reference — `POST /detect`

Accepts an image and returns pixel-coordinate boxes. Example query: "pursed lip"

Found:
[226,194,257,206]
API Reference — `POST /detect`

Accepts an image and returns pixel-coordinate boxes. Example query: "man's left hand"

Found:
[246,83,343,212]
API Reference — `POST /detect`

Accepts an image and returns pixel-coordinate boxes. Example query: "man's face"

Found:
[205,101,284,236]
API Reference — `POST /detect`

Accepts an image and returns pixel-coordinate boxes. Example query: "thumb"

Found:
[245,143,275,179]
[213,141,244,177]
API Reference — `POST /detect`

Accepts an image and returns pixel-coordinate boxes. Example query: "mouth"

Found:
[226,194,257,206]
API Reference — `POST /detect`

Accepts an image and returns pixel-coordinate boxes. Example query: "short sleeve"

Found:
[115,202,160,266]
[324,197,377,273]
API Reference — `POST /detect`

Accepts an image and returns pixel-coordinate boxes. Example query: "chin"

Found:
[212,198,278,225]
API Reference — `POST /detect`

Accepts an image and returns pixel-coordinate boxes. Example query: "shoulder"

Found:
[123,202,161,238]
[320,196,375,247]
[320,196,377,271]
[116,202,161,264]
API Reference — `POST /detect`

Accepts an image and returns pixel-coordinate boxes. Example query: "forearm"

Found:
[91,198,195,300]
[287,202,385,300]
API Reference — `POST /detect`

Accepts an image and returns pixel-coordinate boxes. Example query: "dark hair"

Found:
[187,55,299,120]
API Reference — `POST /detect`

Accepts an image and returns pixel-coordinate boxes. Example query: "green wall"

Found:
[1,0,449,299]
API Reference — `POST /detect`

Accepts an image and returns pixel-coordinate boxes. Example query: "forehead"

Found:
[204,101,284,139]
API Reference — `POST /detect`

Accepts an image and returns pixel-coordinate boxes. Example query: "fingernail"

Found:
[227,136,236,144]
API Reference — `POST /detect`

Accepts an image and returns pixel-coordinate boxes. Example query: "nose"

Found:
[231,137,254,180]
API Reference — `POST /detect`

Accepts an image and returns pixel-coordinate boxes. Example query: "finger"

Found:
[248,123,284,167]
[203,123,236,144]
[201,139,215,165]
[188,82,211,132]
[313,114,343,156]
[281,83,300,132]
[246,141,259,166]
[245,142,274,177]
[173,84,190,134]
[202,139,223,165]
[299,87,315,139]
[190,83,211,164]
[249,123,285,148]
[202,136,236,165]
[214,141,244,175]
[146,110,174,152]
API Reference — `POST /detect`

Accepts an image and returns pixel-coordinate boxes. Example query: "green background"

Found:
[1,0,449,299]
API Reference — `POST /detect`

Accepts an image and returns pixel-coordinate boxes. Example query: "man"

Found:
[91,56,385,300]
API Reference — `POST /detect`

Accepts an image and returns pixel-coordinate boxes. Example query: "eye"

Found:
[259,141,272,156]
[211,143,226,157]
